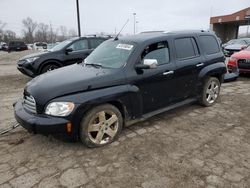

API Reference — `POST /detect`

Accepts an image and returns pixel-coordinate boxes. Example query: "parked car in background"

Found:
[7,41,28,52]
[14,30,227,147]
[27,44,34,50]
[0,42,6,50]
[227,45,250,75]
[17,36,110,77]
[33,42,47,50]
[47,42,60,50]
[223,38,250,57]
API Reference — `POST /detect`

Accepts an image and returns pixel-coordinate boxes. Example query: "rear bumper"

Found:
[14,100,71,135]
[239,68,250,74]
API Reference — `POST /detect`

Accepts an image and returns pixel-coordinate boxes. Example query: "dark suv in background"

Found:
[17,36,109,77]
[7,41,28,52]
[14,30,226,147]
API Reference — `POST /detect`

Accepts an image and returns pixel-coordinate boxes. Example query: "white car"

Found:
[33,42,47,50]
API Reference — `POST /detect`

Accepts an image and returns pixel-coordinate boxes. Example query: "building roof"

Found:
[210,7,250,24]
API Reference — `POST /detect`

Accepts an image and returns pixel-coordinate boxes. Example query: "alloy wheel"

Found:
[206,81,219,104]
[87,110,119,145]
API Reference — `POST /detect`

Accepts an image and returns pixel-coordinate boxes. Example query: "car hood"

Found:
[20,51,52,60]
[25,63,125,106]
[224,44,244,50]
[232,50,250,59]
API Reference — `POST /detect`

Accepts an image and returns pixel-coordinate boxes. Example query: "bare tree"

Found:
[48,23,58,43]
[35,23,49,42]
[68,29,77,37]
[22,17,37,43]
[59,26,68,41]
[3,30,16,42]
[0,21,7,40]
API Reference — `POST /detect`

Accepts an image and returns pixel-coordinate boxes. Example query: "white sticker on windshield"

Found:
[116,44,133,50]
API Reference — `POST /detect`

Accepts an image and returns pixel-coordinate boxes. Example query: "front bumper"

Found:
[17,65,35,77]
[14,100,70,135]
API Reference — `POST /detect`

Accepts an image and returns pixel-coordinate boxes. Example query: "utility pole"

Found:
[76,0,81,37]
[133,13,136,34]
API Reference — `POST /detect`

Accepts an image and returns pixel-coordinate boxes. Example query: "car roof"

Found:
[118,30,212,44]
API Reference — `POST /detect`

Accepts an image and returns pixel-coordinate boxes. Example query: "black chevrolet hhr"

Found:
[14,31,226,147]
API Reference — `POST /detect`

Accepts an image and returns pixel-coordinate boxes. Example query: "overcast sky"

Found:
[0,0,249,36]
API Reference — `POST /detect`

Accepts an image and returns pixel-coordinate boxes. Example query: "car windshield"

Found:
[228,39,246,45]
[83,40,136,69]
[50,39,74,51]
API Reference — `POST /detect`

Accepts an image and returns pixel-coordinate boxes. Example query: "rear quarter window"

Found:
[199,35,220,55]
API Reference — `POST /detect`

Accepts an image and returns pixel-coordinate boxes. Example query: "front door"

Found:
[64,39,92,65]
[133,41,177,114]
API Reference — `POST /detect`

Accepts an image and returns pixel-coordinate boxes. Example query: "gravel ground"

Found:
[0,50,250,188]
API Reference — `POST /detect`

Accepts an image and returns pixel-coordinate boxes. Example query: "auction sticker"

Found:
[116,44,133,50]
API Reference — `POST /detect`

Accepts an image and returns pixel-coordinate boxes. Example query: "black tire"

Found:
[41,63,60,74]
[79,104,123,148]
[199,77,221,107]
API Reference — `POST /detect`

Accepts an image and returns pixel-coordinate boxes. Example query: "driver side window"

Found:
[69,39,88,51]
[141,41,170,65]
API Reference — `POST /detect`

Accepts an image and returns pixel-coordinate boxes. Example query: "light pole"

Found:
[136,21,139,33]
[76,0,81,37]
[133,13,136,34]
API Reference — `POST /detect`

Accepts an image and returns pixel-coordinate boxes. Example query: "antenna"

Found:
[114,19,129,40]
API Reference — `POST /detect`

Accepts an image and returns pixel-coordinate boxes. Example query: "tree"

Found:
[0,21,6,40]
[35,23,49,42]
[68,29,77,37]
[22,17,37,43]
[59,26,68,41]
[3,30,16,42]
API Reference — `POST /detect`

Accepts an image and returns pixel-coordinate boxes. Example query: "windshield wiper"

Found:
[85,63,103,68]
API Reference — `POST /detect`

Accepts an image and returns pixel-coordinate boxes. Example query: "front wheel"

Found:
[199,77,221,107]
[41,64,59,74]
[79,104,123,148]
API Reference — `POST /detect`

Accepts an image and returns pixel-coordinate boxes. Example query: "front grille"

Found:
[23,94,37,113]
[238,59,250,69]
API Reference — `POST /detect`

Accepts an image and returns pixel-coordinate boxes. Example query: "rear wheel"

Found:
[199,77,221,107]
[41,64,60,74]
[79,104,123,148]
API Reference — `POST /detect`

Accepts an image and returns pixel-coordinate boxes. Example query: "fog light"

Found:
[66,122,72,133]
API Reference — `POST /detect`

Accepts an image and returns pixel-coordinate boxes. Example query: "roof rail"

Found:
[140,31,164,34]
[85,34,114,38]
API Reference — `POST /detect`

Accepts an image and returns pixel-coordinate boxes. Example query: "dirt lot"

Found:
[0,50,250,188]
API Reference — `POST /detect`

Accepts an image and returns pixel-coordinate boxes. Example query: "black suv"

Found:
[8,41,28,52]
[14,31,226,147]
[17,36,109,77]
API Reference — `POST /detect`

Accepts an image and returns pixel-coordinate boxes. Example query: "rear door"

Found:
[173,36,204,100]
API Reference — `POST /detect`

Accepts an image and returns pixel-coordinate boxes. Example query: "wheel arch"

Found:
[38,59,63,74]
[199,62,227,83]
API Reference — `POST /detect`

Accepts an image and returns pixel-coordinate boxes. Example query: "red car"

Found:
[227,46,250,74]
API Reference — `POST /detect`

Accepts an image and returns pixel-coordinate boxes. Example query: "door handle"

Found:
[196,63,204,67]
[163,70,174,75]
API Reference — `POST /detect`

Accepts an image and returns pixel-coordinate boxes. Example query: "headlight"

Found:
[25,57,39,63]
[45,102,75,117]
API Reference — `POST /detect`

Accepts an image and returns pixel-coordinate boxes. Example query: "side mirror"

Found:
[135,59,158,70]
[65,48,73,54]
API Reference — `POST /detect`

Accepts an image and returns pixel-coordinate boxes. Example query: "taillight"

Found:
[228,57,237,67]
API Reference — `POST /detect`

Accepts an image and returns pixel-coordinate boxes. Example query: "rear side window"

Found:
[90,38,105,49]
[199,35,220,55]
[175,37,199,60]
